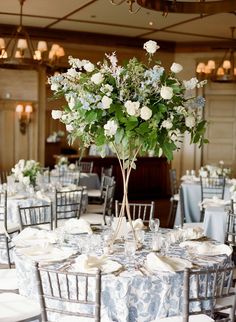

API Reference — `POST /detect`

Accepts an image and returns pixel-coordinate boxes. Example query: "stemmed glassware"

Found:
[124,239,136,271]
[149,218,160,233]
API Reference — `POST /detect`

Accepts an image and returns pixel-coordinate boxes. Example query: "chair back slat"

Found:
[169,169,179,195]
[18,203,53,230]
[0,190,7,228]
[55,187,83,227]
[57,169,80,186]
[101,165,113,178]
[115,200,155,225]
[200,176,226,200]
[78,161,93,173]
[34,262,101,322]
[225,209,236,255]
[183,266,236,322]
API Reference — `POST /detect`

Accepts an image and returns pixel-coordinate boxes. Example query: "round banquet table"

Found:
[175,180,231,225]
[50,171,100,190]
[13,229,232,322]
[0,188,88,264]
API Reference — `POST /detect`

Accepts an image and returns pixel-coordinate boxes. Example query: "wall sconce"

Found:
[15,103,33,134]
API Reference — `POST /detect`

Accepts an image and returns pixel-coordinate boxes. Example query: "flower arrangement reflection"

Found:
[11,159,41,187]
[49,40,208,242]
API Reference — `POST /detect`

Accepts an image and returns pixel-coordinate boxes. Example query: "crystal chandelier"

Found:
[110,0,236,15]
[196,27,236,83]
[0,0,65,68]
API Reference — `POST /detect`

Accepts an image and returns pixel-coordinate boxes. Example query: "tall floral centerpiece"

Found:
[11,159,41,187]
[49,40,207,242]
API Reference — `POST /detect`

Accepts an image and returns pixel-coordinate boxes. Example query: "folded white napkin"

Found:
[73,254,122,274]
[183,226,204,240]
[127,218,144,232]
[180,241,232,256]
[199,196,230,209]
[64,218,93,235]
[12,227,57,247]
[36,191,51,202]
[146,252,192,273]
[166,226,204,244]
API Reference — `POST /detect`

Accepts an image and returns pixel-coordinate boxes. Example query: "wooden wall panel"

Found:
[0,105,15,170]
[0,68,43,171]
[203,87,236,173]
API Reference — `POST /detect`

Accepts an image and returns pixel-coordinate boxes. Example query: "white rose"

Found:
[91,72,104,85]
[84,62,95,72]
[140,106,152,120]
[170,63,183,74]
[160,86,174,100]
[66,124,74,132]
[51,83,59,91]
[162,119,173,129]
[185,115,195,128]
[102,96,112,109]
[67,68,78,77]
[68,97,76,109]
[51,110,62,119]
[104,120,118,137]
[22,176,30,186]
[124,100,140,117]
[143,40,160,54]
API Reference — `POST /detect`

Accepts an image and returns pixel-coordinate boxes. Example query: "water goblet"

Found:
[135,229,145,244]
[149,218,160,233]
[105,215,113,228]
[151,233,161,252]
[124,239,136,271]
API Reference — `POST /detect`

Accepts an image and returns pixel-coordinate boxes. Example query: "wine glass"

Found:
[124,239,136,271]
[149,218,160,233]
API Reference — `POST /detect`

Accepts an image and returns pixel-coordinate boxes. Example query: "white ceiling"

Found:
[0,0,236,44]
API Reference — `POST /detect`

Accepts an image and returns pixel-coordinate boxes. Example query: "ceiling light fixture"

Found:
[110,0,236,15]
[0,0,65,68]
[196,27,236,83]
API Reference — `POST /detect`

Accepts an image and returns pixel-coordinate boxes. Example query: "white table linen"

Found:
[203,206,228,243]
[175,181,231,225]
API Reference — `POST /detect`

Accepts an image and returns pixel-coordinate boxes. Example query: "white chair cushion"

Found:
[87,189,102,198]
[0,269,18,291]
[0,292,41,322]
[80,213,104,225]
[154,314,214,322]
[0,222,20,234]
[86,204,104,214]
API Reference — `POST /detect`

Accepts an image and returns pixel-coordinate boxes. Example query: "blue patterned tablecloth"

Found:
[14,229,232,322]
